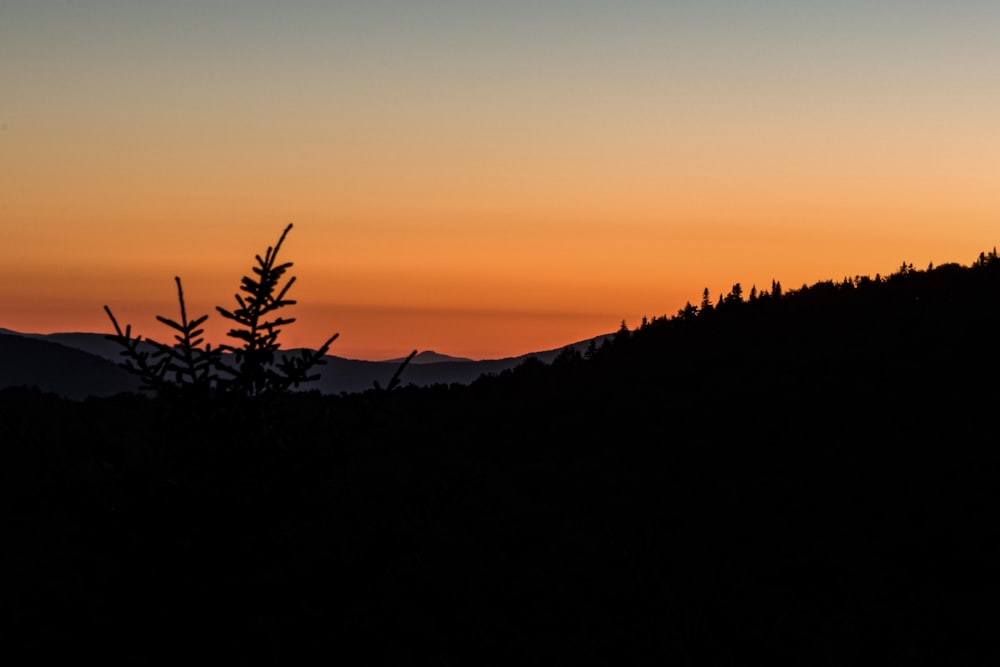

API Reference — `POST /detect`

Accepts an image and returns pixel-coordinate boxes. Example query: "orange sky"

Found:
[2,3,998,359]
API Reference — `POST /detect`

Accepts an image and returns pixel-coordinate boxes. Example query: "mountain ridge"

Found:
[0,327,613,398]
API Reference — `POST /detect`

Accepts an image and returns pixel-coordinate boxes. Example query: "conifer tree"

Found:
[700,288,714,314]
[105,224,340,398]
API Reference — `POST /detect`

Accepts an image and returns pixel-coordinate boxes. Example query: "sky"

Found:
[2,1,999,360]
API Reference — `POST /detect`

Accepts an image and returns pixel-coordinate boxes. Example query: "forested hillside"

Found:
[5,250,1000,664]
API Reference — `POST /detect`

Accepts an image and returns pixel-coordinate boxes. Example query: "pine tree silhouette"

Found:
[105,224,342,398]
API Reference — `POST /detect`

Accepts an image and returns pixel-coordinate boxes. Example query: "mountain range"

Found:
[0,327,611,399]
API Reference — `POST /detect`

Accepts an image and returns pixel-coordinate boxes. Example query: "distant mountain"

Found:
[0,333,141,399]
[0,329,613,398]
[8,329,160,363]
[385,350,474,364]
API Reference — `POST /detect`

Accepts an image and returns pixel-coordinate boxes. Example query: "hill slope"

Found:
[0,334,141,399]
[4,250,1000,663]
[0,329,612,396]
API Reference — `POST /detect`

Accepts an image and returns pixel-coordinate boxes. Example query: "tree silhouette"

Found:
[700,288,714,315]
[105,224,340,398]
[724,282,743,305]
[214,224,338,396]
[104,276,217,397]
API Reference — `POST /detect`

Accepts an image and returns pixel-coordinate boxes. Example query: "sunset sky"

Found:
[2,1,998,360]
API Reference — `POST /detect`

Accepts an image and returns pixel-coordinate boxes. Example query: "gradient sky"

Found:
[2,1,998,359]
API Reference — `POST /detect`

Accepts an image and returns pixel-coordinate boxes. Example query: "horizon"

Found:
[0,324,595,363]
[2,249,992,364]
[3,2,999,359]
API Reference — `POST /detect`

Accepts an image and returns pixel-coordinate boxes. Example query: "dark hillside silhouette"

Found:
[0,328,156,361]
[0,330,614,396]
[0,334,141,398]
[5,248,1000,664]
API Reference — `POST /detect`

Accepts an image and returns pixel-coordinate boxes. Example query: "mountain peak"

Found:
[387,350,475,365]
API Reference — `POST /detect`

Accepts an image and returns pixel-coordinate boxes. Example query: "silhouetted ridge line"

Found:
[5,246,1000,662]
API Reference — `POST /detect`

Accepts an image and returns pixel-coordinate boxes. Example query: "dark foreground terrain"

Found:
[5,253,1000,664]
